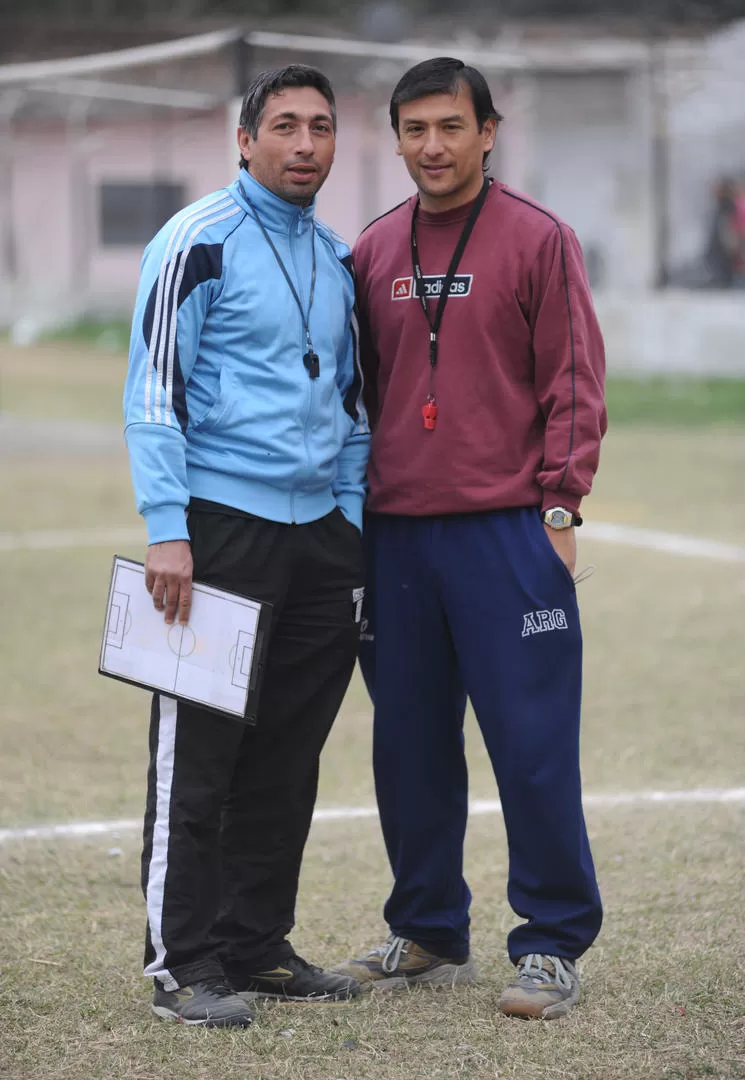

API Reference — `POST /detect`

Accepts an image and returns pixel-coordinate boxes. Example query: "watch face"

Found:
[547,509,570,528]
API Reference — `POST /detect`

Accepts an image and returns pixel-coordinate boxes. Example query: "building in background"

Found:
[1,17,744,373]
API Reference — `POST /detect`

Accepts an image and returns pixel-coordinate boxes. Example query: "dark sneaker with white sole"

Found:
[331,934,477,992]
[498,954,580,1019]
[152,976,254,1027]
[233,954,360,1002]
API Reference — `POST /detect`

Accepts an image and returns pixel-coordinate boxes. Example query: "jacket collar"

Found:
[234,169,315,235]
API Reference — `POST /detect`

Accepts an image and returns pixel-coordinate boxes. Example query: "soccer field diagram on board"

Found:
[100,557,267,719]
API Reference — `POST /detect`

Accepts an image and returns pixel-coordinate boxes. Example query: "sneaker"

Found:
[331,934,477,992]
[498,954,580,1020]
[151,975,254,1027]
[232,954,359,1002]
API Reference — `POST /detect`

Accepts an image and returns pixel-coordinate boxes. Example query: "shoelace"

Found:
[367,934,409,975]
[200,976,238,998]
[518,954,573,990]
[289,955,323,976]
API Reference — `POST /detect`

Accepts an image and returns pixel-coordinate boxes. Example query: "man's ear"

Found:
[237,126,252,166]
[482,117,497,155]
[395,138,403,157]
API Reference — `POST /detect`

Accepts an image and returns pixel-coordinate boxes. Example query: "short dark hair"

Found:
[238,64,337,170]
[390,57,503,169]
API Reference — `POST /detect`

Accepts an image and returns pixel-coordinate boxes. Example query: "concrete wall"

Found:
[594,290,745,377]
[515,71,655,291]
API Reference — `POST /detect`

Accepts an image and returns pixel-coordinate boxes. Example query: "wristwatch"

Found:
[542,507,581,529]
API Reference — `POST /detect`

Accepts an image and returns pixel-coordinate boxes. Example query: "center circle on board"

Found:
[167,624,197,658]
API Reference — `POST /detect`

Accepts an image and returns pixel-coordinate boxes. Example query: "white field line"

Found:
[1,788,744,845]
[1,522,744,562]
[582,522,745,563]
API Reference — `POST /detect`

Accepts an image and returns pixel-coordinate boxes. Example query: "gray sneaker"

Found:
[152,976,254,1027]
[497,954,580,1020]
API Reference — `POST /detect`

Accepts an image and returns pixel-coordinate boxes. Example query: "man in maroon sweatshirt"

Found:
[332,57,607,1019]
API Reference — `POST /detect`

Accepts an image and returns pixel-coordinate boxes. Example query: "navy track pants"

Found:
[358,507,602,962]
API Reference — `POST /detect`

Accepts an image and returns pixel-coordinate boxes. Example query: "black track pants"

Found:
[141,501,364,990]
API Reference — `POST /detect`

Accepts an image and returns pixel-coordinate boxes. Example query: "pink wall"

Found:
[5,96,417,318]
[315,96,413,242]
[7,109,233,314]
[85,111,233,309]
[12,127,76,292]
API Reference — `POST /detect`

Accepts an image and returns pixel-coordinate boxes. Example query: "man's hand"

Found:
[543,524,577,578]
[145,540,193,625]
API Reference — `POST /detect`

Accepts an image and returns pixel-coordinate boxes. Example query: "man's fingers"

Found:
[144,541,193,623]
[178,578,193,625]
[151,574,191,623]
[164,577,181,625]
[151,575,166,611]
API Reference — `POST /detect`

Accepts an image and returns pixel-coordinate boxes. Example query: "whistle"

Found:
[422,400,438,431]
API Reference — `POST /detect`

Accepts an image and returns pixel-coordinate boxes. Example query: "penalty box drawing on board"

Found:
[99,556,271,723]
[106,590,131,649]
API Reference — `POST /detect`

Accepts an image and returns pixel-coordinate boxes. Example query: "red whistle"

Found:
[422,400,438,431]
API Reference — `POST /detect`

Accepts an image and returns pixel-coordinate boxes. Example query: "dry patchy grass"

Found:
[1,540,742,825]
[1,530,743,827]
[0,341,126,428]
[2,340,745,1080]
[2,339,745,542]
[1,807,744,1080]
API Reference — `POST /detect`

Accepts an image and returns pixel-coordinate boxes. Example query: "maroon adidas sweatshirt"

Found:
[353,182,607,518]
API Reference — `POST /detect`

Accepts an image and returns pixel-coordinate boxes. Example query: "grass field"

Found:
[1,340,744,1080]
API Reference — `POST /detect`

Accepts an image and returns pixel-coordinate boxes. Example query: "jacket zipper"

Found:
[290,210,313,524]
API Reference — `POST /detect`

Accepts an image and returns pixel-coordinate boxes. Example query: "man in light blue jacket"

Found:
[124,64,369,1027]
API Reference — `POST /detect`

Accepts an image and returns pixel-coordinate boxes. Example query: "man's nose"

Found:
[422,129,445,156]
[294,125,315,155]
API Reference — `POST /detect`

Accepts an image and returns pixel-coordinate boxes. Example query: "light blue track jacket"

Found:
[124,170,370,544]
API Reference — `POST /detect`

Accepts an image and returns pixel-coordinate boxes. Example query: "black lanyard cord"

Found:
[245,196,319,376]
[410,177,490,372]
